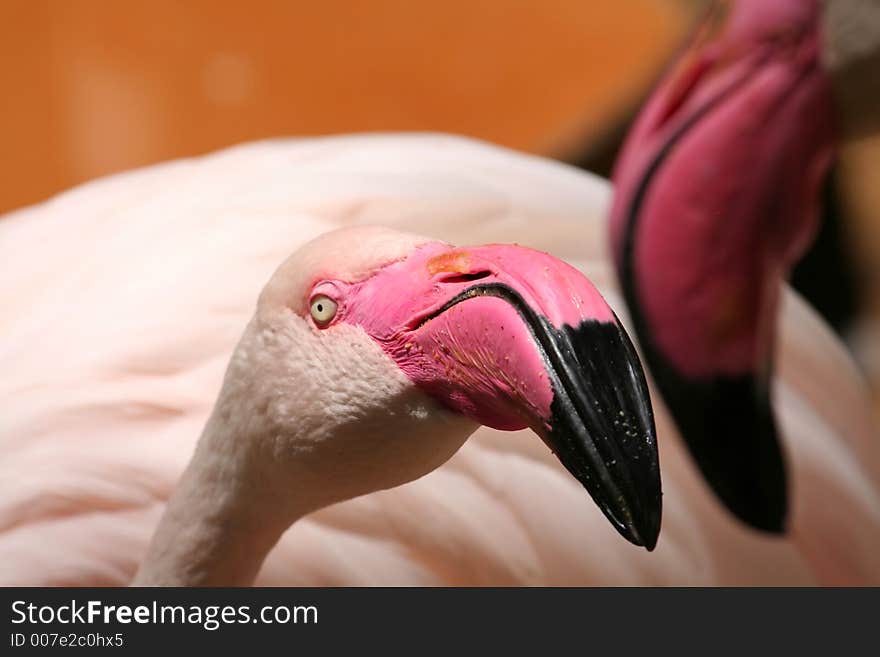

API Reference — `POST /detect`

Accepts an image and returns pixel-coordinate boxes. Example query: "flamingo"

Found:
[608,0,834,532]
[1,134,877,585]
[131,225,661,585]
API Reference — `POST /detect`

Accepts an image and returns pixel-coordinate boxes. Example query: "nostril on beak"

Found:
[439,271,492,284]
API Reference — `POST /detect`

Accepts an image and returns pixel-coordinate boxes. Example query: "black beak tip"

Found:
[638,506,662,551]
[717,462,787,535]
[538,316,663,552]
[613,479,662,551]
[639,363,789,535]
[707,391,787,534]
[437,283,666,549]
[740,506,786,535]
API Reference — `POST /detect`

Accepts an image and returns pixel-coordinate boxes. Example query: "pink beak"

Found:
[608,0,835,532]
[334,242,661,550]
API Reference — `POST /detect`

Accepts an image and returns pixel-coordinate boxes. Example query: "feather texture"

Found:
[0,134,877,585]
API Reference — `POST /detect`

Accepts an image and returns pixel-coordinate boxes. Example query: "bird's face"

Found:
[216,226,660,549]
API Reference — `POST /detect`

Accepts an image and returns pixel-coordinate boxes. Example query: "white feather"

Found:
[1,134,877,585]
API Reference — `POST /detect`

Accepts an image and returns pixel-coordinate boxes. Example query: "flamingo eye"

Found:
[309,295,338,326]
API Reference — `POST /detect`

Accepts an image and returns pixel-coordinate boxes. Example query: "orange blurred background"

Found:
[1,0,690,213]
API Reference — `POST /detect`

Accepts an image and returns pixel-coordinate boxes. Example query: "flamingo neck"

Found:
[132,416,305,586]
[133,316,477,586]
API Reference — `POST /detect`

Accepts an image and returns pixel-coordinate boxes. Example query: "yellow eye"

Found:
[310,295,338,325]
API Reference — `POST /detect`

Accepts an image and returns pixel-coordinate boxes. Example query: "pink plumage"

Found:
[1,135,878,585]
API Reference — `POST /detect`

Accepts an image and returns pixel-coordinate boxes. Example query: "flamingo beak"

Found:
[607,0,834,532]
[346,243,661,549]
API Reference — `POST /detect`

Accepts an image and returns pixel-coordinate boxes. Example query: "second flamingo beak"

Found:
[342,243,662,549]
[607,0,834,532]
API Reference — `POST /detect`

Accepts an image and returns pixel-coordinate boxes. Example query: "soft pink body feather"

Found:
[0,134,877,585]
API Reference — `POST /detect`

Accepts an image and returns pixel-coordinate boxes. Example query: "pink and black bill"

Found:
[612,87,789,534]
[540,315,662,550]
[608,0,834,532]
[426,283,661,549]
[341,243,662,549]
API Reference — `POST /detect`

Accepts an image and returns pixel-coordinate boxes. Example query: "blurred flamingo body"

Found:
[0,134,877,585]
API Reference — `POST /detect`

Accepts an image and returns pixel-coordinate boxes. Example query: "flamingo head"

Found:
[213,226,661,549]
